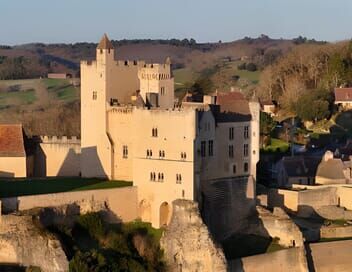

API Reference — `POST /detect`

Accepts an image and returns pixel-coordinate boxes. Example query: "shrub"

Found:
[78,213,106,240]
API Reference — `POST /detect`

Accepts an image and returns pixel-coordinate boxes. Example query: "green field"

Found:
[0,178,132,198]
[262,138,290,153]
[43,78,79,101]
[0,88,36,106]
[173,68,199,86]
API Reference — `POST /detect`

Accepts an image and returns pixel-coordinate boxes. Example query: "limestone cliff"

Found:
[0,215,68,272]
[160,199,227,272]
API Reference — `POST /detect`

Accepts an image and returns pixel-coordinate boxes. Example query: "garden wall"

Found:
[1,187,138,222]
[229,247,308,272]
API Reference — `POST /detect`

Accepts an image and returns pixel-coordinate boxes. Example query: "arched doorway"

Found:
[139,200,151,223]
[159,202,170,227]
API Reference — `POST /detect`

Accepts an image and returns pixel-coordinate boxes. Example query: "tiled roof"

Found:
[0,124,26,157]
[215,91,251,122]
[97,33,114,50]
[334,88,352,102]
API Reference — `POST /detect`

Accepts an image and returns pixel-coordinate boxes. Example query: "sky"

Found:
[0,0,351,45]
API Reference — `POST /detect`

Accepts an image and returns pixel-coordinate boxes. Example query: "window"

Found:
[229,127,234,140]
[160,87,165,95]
[147,149,153,158]
[182,190,185,198]
[233,164,237,174]
[123,145,128,158]
[229,145,234,158]
[159,150,165,158]
[181,152,187,160]
[244,144,249,157]
[158,173,164,182]
[176,174,182,184]
[150,172,156,181]
[208,140,214,156]
[244,162,249,173]
[152,128,158,137]
[92,91,97,100]
[244,126,249,139]
[201,141,206,157]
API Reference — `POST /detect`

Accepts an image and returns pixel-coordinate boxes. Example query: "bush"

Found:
[78,213,106,240]
[246,62,257,72]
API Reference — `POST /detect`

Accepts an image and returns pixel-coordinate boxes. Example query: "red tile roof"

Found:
[0,124,26,157]
[335,88,352,102]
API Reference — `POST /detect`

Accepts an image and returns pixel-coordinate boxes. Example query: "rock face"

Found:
[160,199,227,272]
[0,215,68,272]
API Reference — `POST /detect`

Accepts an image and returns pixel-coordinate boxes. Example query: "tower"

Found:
[80,34,114,178]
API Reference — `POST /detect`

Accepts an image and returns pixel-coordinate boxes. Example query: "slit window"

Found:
[92,91,97,100]
[123,145,128,158]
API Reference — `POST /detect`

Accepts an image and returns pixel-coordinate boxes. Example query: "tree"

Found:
[295,89,331,121]
[260,112,276,135]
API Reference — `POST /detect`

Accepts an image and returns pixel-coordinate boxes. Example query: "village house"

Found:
[334,87,352,109]
[0,124,27,178]
[274,156,321,187]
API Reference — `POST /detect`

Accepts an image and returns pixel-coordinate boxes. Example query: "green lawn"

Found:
[173,68,199,86]
[0,178,132,198]
[262,138,290,153]
[42,78,78,101]
[0,88,36,106]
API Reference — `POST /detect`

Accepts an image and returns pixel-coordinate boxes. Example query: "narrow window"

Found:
[208,140,214,156]
[244,144,249,157]
[123,145,128,158]
[152,128,158,137]
[150,172,153,181]
[161,87,165,95]
[244,162,249,173]
[147,150,150,157]
[201,141,206,157]
[182,190,185,198]
[161,173,164,181]
[244,126,249,139]
[233,164,237,174]
[229,145,234,158]
[176,174,182,184]
[92,91,97,100]
[229,127,234,140]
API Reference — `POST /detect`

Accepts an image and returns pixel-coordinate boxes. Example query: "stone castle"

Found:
[0,34,260,228]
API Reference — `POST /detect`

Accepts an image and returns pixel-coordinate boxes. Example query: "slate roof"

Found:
[334,88,352,102]
[281,156,320,177]
[0,124,26,157]
[316,159,346,180]
[97,34,114,50]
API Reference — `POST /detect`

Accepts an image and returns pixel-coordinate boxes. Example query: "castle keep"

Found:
[80,34,260,227]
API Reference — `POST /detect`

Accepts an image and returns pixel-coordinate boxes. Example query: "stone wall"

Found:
[160,199,227,272]
[228,247,308,272]
[320,225,352,239]
[256,207,304,247]
[310,240,352,272]
[34,136,81,177]
[1,187,138,222]
[267,189,299,212]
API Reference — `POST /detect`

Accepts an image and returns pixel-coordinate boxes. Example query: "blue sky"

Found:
[1,0,351,45]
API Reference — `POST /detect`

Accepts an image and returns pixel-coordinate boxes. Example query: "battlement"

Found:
[80,60,96,66]
[116,60,146,66]
[39,135,81,144]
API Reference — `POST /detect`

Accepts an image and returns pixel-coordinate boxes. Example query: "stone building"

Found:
[80,34,260,227]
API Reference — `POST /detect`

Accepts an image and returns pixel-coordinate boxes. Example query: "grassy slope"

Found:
[0,178,132,198]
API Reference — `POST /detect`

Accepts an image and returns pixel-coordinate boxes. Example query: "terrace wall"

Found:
[1,187,138,222]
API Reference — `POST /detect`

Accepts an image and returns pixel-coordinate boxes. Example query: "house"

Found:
[0,124,27,178]
[260,100,277,117]
[275,156,321,187]
[47,73,72,79]
[334,87,352,109]
[315,151,351,185]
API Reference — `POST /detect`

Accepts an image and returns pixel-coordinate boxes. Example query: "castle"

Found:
[79,34,260,227]
[0,34,259,228]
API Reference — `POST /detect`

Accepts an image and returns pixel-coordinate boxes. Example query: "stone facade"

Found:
[80,34,260,227]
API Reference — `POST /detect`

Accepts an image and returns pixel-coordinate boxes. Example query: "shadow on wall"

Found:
[34,145,81,177]
[200,176,272,261]
[81,146,108,178]
[0,171,15,178]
